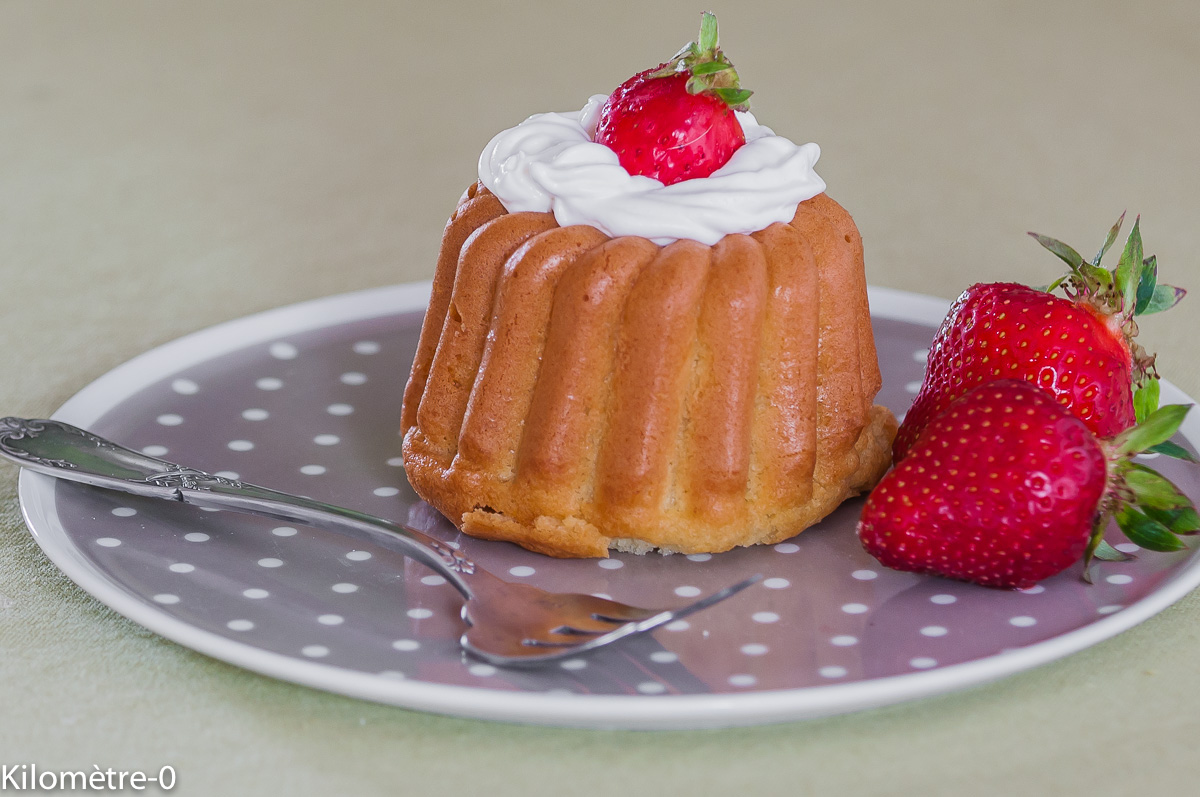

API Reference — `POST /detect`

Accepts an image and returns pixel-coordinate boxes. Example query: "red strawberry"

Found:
[596,12,752,185]
[859,380,1197,589]
[893,215,1185,461]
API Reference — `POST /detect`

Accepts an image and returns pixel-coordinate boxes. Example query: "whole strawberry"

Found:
[596,12,752,185]
[860,380,1196,589]
[893,215,1185,461]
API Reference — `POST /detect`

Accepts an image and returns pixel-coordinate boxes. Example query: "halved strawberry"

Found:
[595,12,752,185]
[860,380,1197,589]
[893,216,1185,461]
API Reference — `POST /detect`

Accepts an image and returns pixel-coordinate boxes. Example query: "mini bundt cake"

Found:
[400,182,896,557]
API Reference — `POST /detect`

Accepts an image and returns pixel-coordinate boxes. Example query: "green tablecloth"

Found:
[3,2,1199,794]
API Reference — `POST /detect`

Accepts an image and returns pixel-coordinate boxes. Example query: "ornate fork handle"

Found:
[0,417,477,593]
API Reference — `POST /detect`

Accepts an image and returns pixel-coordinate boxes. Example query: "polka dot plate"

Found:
[17,283,1200,729]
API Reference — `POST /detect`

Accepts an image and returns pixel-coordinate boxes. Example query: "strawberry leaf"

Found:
[1140,283,1186,315]
[1144,506,1200,535]
[712,87,753,109]
[1116,506,1185,552]
[1114,216,1143,315]
[690,61,733,76]
[1029,232,1085,273]
[1133,378,1160,424]
[1093,211,1126,266]
[1135,255,1158,314]
[1147,440,1199,462]
[1115,403,1192,455]
[698,10,719,52]
[1125,463,1191,510]
[1093,539,1134,562]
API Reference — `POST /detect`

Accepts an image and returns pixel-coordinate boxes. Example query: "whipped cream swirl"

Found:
[478,94,826,246]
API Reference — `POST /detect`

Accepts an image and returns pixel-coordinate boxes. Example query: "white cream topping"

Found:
[478,94,826,246]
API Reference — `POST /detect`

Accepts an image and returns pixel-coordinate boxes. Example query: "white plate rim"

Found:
[16,283,1200,730]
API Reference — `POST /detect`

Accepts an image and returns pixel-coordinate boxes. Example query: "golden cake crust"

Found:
[401,183,896,557]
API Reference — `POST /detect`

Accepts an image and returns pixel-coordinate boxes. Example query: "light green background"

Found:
[2,2,1199,794]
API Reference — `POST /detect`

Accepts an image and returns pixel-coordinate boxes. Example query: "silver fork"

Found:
[0,417,761,667]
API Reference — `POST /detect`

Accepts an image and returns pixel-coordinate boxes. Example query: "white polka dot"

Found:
[272,526,297,537]
[930,594,957,605]
[184,532,209,542]
[675,586,702,598]
[910,657,938,669]
[1098,605,1123,615]
[314,434,340,446]
[665,620,690,632]
[300,465,326,476]
[95,537,121,547]
[226,619,254,631]
[831,635,858,647]
[905,380,923,394]
[170,381,201,399]
[728,674,757,687]
[327,403,354,416]
[353,341,381,355]
[1115,543,1140,553]
[598,559,624,570]
[1106,574,1133,585]
[637,682,666,694]
[773,543,800,554]
[227,439,254,452]
[373,486,400,497]
[468,663,497,677]
[1137,451,1161,460]
[763,578,790,589]
[921,625,948,637]
[345,550,372,561]
[649,651,678,664]
[386,457,404,467]
[152,593,180,604]
[257,557,283,568]
[242,588,269,599]
[318,614,344,626]
[1009,615,1037,627]
[1018,584,1046,595]
[752,611,780,624]
[560,658,587,671]
[841,603,869,615]
[331,583,358,593]
[156,413,183,426]
[242,408,269,421]
[111,507,137,517]
[509,566,536,578]
[256,377,283,391]
[269,342,298,360]
[301,645,329,658]
[141,445,169,457]
[851,569,878,581]
[913,348,929,362]
[686,553,712,562]
[591,593,612,600]
[391,639,420,651]
[741,643,769,656]
[406,608,433,619]
[420,575,446,586]
[340,371,368,385]
[819,666,848,679]
[168,563,195,573]
[378,670,406,680]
